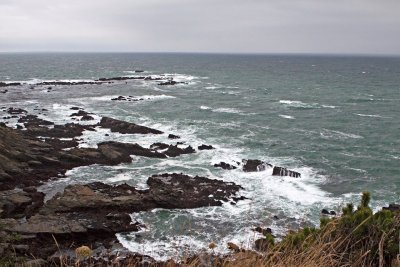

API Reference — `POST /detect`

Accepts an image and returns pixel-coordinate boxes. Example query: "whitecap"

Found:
[279,114,295,119]
[355,113,390,118]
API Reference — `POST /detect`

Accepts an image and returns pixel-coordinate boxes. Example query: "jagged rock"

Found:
[81,115,94,121]
[198,144,214,150]
[242,159,272,172]
[227,242,240,252]
[168,134,180,139]
[98,117,163,134]
[214,162,237,170]
[164,145,195,157]
[272,166,301,178]
[7,107,27,115]
[0,188,44,219]
[150,142,170,150]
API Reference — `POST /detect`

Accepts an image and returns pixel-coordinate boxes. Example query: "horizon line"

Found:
[0,51,400,58]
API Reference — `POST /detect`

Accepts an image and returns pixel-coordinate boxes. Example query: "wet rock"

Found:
[1,89,8,94]
[321,209,336,215]
[168,134,180,139]
[272,166,301,178]
[242,159,272,172]
[70,110,91,117]
[147,173,243,209]
[198,144,214,150]
[214,162,237,170]
[98,117,163,134]
[81,115,94,121]
[164,145,195,157]
[7,107,27,115]
[0,82,21,87]
[150,142,170,150]
[70,107,82,110]
[253,227,272,236]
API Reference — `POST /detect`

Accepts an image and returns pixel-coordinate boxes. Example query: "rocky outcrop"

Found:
[214,162,237,170]
[272,166,301,178]
[0,174,244,260]
[0,187,44,219]
[242,159,272,172]
[98,117,163,134]
[168,134,180,139]
[198,144,214,150]
[164,145,195,157]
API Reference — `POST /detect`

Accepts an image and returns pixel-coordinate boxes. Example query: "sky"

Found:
[0,0,399,55]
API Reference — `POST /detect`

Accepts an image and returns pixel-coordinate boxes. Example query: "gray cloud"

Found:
[1,0,399,54]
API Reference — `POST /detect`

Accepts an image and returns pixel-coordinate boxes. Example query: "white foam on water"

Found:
[320,129,363,140]
[212,108,243,114]
[200,106,211,110]
[355,113,390,118]
[279,114,295,119]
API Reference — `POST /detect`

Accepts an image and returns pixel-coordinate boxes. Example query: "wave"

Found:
[355,113,391,119]
[320,129,363,140]
[279,100,336,109]
[279,114,295,119]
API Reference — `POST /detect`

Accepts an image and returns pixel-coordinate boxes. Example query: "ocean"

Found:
[0,53,399,259]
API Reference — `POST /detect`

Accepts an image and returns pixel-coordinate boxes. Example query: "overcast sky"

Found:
[1,0,399,55]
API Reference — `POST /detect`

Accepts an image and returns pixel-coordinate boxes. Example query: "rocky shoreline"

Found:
[0,102,313,265]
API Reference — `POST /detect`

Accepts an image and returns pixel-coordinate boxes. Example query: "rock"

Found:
[0,188,44,218]
[227,242,240,252]
[168,134,180,139]
[330,210,336,215]
[164,145,195,157]
[70,110,91,117]
[242,159,272,172]
[383,204,400,213]
[81,115,94,121]
[253,227,272,236]
[214,162,237,170]
[98,117,163,134]
[198,144,214,150]
[135,70,144,73]
[272,166,301,178]
[7,107,27,115]
[150,142,170,150]
[70,107,82,110]
[321,209,330,215]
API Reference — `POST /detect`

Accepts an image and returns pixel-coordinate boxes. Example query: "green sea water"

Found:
[0,53,399,259]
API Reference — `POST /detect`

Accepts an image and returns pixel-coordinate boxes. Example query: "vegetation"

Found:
[221,191,400,267]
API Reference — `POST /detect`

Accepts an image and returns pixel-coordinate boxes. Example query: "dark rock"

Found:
[168,134,180,139]
[242,159,272,172]
[0,82,21,87]
[330,210,336,215]
[135,70,144,73]
[98,117,163,134]
[253,227,272,236]
[272,166,301,178]
[70,107,82,110]
[198,144,214,150]
[321,209,330,215]
[81,115,94,121]
[164,145,195,157]
[0,188,44,219]
[150,142,170,150]
[214,162,237,170]
[273,215,279,220]
[70,110,91,117]
[7,107,27,115]
[383,203,400,213]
